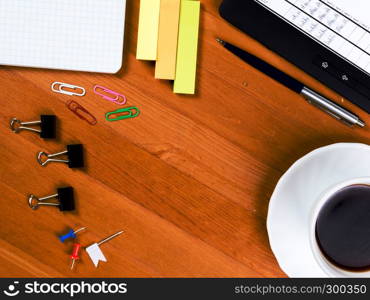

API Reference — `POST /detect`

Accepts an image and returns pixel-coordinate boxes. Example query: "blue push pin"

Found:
[59,227,86,243]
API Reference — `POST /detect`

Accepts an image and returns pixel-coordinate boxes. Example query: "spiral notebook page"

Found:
[0,0,126,73]
[254,0,370,75]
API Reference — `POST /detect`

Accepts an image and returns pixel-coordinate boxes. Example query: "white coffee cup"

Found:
[309,177,370,278]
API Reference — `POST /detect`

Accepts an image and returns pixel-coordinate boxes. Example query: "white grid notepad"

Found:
[0,0,127,73]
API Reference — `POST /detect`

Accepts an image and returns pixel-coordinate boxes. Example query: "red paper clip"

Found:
[93,85,127,105]
[66,100,97,125]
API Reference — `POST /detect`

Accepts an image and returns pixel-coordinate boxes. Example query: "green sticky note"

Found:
[136,0,161,60]
[173,0,200,95]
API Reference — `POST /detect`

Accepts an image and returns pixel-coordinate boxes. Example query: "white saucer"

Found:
[267,143,370,277]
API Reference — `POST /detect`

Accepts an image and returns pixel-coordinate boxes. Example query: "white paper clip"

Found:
[51,82,86,97]
[86,231,124,267]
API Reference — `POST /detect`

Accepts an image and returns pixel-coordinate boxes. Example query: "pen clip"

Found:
[305,98,342,121]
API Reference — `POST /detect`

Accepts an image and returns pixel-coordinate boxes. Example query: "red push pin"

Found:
[70,243,81,270]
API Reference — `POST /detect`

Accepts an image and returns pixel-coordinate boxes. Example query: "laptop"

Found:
[220,0,370,113]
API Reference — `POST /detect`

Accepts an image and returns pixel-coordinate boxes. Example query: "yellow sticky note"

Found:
[155,0,181,79]
[173,0,200,94]
[136,0,161,60]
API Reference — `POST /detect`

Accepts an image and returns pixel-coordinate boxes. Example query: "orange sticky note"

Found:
[155,0,181,79]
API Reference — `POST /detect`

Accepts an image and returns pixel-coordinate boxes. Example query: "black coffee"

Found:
[316,184,370,271]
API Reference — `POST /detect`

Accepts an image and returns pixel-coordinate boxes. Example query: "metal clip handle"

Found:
[28,194,59,210]
[37,150,69,166]
[10,118,41,134]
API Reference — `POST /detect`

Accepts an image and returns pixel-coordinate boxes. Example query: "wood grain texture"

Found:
[1,0,369,278]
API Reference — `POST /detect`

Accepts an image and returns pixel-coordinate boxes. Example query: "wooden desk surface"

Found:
[1,0,369,278]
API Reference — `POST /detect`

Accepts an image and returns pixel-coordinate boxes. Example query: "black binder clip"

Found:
[37,144,84,168]
[10,115,57,139]
[28,187,75,211]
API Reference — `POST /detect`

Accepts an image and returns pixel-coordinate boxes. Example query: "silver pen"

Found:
[217,38,366,128]
[301,87,365,127]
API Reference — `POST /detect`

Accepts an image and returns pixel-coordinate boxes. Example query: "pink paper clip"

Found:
[94,85,127,105]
